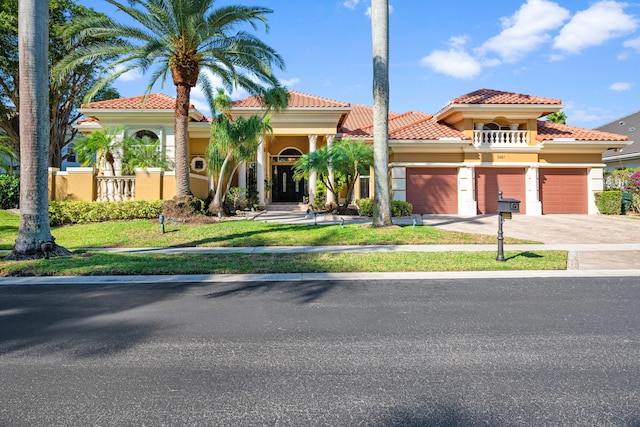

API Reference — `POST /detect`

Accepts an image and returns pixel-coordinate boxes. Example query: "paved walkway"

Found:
[2,212,639,284]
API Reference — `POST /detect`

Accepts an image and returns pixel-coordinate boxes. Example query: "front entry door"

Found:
[272,165,306,202]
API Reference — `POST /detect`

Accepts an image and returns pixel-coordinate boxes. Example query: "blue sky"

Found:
[79,0,640,129]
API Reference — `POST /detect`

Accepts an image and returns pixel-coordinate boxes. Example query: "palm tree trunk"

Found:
[371,0,392,227]
[208,153,232,214]
[174,84,192,196]
[7,0,70,260]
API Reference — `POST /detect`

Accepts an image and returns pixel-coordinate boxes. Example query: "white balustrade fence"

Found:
[474,130,528,147]
[96,176,135,201]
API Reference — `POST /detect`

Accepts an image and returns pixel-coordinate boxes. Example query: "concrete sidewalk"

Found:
[2,211,639,284]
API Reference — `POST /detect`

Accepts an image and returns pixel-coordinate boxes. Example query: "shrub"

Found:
[0,174,19,209]
[355,198,413,217]
[391,200,413,217]
[49,200,166,226]
[594,190,622,215]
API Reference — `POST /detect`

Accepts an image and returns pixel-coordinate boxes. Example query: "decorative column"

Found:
[256,136,266,207]
[326,134,335,204]
[238,162,247,190]
[308,134,317,205]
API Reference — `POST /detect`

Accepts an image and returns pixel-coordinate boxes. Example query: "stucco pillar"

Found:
[257,136,266,207]
[308,134,317,205]
[526,166,542,215]
[238,162,247,190]
[458,166,477,216]
[391,167,406,201]
[588,167,604,215]
[326,134,335,204]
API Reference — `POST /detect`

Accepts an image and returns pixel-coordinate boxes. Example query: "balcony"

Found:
[474,130,528,147]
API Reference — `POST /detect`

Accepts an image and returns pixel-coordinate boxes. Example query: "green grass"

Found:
[1,209,561,276]
[0,210,536,250]
[0,250,567,277]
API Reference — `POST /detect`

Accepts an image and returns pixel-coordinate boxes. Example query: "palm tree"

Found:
[371,0,392,227]
[547,111,567,124]
[206,86,288,214]
[293,139,373,210]
[73,127,123,176]
[0,137,18,175]
[7,0,70,260]
[57,0,285,197]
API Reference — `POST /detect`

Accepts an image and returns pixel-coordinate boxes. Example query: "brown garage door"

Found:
[406,168,458,214]
[476,168,526,214]
[540,169,587,214]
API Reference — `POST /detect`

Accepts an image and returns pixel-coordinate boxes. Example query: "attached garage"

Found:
[406,168,458,214]
[475,168,526,214]
[540,168,587,214]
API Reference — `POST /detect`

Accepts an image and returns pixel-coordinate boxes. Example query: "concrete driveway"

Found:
[421,214,640,245]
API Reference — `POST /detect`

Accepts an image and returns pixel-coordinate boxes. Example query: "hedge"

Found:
[594,190,622,215]
[48,200,166,226]
[0,174,19,209]
[355,198,413,217]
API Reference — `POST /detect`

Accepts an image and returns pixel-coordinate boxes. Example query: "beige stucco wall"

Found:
[57,167,94,201]
[134,168,163,201]
[539,153,602,164]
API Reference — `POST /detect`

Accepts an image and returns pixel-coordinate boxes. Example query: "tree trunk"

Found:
[371,0,392,227]
[208,153,232,214]
[7,0,70,260]
[174,84,192,197]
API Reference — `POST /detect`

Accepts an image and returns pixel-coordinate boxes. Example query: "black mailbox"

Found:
[497,198,520,213]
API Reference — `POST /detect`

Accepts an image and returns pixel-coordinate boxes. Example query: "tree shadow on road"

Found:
[0,283,192,358]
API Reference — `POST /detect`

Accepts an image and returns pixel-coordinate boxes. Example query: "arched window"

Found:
[132,130,159,141]
[277,148,303,162]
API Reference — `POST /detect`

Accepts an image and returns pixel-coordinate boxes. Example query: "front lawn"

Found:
[0,209,536,250]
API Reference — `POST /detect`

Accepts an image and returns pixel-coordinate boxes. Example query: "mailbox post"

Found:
[496,191,520,261]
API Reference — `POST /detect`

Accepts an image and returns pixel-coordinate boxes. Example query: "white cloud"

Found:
[343,0,360,9]
[112,65,142,82]
[623,36,640,51]
[610,82,632,91]
[420,45,482,79]
[280,77,301,87]
[479,0,570,63]
[553,1,637,54]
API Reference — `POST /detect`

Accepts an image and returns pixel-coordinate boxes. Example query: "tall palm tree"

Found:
[371,0,392,227]
[206,86,288,214]
[547,111,567,124]
[57,0,285,197]
[7,0,70,260]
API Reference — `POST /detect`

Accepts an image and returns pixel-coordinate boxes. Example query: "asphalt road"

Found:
[1,277,639,426]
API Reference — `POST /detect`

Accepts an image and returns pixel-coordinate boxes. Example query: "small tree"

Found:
[547,111,567,124]
[293,138,373,210]
[73,127,123,176]
[121,136,174,175]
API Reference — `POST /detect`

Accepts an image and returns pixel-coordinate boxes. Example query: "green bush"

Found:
[49,200,166,226]
[355,198,413,217]
[0,174,19,209]
[391,200,413,217]
[594,190,622,215]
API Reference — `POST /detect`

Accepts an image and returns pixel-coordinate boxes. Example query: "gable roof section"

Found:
[341,106,467,141]
[233,90,350,109]
[537,121,629,142]
[451,89,562,105]
[81,93,189,110]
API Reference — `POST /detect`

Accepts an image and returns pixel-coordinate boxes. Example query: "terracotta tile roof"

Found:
[340,104,400,136]
[233,90,350,108]
[341,107,467,140]
[75,117,99,124]
[450,89,562,105]
[537,121,629,142]
[81,93,191,110]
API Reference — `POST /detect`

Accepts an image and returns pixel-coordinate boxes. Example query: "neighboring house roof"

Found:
[596,111,640,159]
[449,88,562,106]
[81,93,191,110]
[537,121,628,142]
[233,90,351,109]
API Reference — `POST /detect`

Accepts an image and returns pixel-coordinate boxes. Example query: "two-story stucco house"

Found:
[67,88,629,215]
